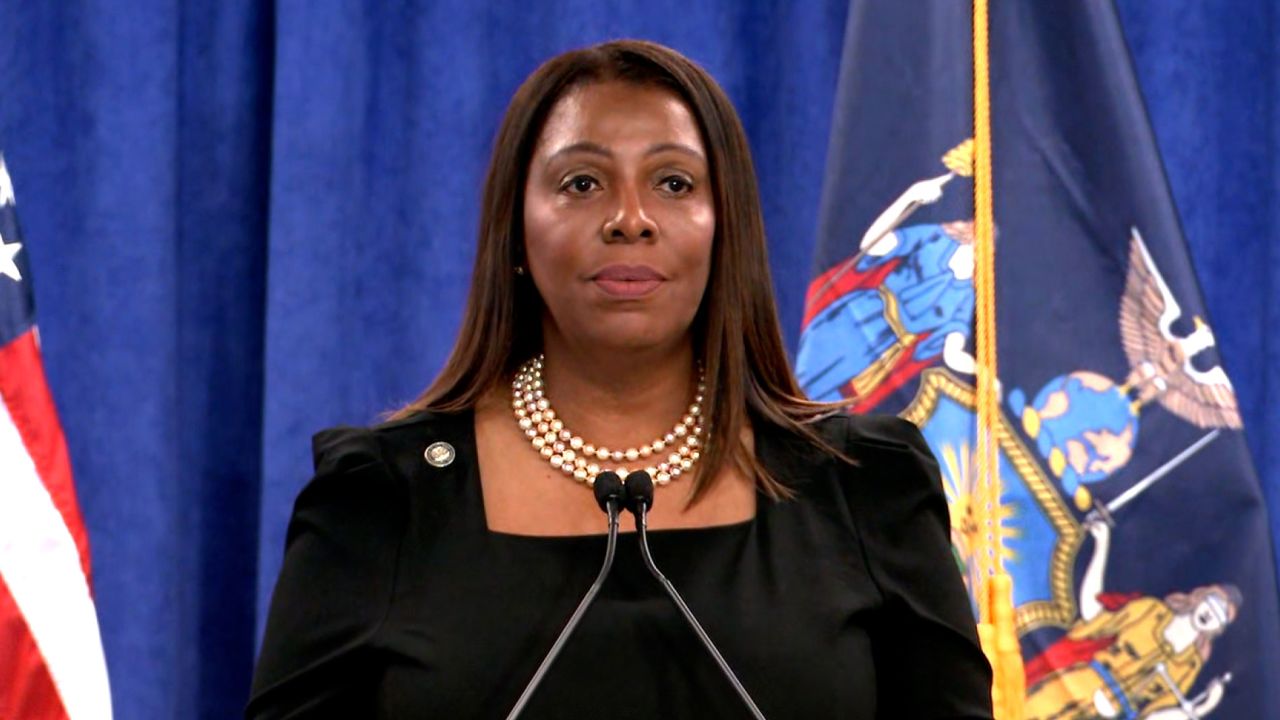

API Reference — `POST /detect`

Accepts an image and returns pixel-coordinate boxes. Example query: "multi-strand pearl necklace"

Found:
[511,355,705,487]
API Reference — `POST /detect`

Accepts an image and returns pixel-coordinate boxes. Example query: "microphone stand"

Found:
[626,472,767,720]
[504,473,624,720]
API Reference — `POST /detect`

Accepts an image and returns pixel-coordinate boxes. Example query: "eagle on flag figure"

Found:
[1117,230,1241,430]
[1007,229,1242,511]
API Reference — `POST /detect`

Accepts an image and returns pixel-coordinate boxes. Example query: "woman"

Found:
[1023,518,1237,719]
[247,39,993,719]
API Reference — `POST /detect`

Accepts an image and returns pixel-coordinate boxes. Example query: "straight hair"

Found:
[391,39,850,501]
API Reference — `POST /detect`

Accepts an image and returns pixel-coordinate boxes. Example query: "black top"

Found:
[247,410,993,719]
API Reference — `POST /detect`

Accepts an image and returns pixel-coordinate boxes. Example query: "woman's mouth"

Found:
[590,265,666,298]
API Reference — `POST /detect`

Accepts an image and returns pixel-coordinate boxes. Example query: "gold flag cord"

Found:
[972,0,1025,717]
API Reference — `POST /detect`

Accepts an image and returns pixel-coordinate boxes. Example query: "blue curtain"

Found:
[0,1,1274,717]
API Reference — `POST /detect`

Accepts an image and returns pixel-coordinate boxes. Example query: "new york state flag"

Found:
[796,2,1280,718]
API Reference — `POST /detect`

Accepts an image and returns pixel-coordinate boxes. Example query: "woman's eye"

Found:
[660,176,693,194]
[563,175,599,194]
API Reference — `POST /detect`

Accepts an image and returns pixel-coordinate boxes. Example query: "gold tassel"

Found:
[972,0,1026,716]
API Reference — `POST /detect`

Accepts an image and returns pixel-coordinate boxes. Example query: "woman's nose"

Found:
[601,183,658,243]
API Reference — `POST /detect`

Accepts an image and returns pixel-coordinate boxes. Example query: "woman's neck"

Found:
[535,336,699,453]
[1162,614,1199,654]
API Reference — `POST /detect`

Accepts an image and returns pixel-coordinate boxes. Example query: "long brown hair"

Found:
[391,39,848,501]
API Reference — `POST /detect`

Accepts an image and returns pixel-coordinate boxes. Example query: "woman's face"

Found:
[522,80,715,355]
[1192,594,1230,634]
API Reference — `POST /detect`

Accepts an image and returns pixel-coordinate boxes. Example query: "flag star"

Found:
[0,154,14,206]
[0,238,22,282]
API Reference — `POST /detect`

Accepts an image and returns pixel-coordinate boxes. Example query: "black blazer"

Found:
[248,409,993,719]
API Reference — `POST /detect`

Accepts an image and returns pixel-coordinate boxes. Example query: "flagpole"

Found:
[971,0,1025,717]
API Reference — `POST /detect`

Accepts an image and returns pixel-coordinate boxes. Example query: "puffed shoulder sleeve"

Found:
[842,415,993,719]
[246,427,408,719]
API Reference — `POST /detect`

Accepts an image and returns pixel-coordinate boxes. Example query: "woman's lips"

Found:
[593,278,663,297]
[590,265,666,298]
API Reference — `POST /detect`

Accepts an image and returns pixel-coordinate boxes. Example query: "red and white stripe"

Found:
[0,329,112,719]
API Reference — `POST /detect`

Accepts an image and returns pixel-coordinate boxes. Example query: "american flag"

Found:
[0,154,112,718]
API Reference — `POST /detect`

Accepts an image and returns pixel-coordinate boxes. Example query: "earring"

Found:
[515,265,526,276]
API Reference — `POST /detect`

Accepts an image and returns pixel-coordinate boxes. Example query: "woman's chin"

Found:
[571,324,690,356]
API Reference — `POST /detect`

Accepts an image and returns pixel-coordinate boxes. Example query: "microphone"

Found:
[505,471,625,720]
[623,471,768,720]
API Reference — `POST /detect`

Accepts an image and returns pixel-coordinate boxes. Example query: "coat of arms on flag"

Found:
[797,2,1280,718]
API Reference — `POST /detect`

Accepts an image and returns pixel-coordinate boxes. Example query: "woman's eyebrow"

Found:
[546,141,611,163]
[645,142,705,160]
[545,141,705,163]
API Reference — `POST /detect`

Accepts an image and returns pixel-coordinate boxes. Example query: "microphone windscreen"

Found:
[593,471,624,513]
[623,470,655,513]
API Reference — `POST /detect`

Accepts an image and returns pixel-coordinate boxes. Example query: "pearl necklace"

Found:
[511,355,705,487]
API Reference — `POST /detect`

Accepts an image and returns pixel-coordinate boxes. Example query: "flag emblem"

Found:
[799,2,1280,716]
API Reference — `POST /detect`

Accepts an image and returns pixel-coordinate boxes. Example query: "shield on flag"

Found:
[796,2,1280,717]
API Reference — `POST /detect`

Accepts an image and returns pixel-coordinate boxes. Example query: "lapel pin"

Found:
[424,441,456,468]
